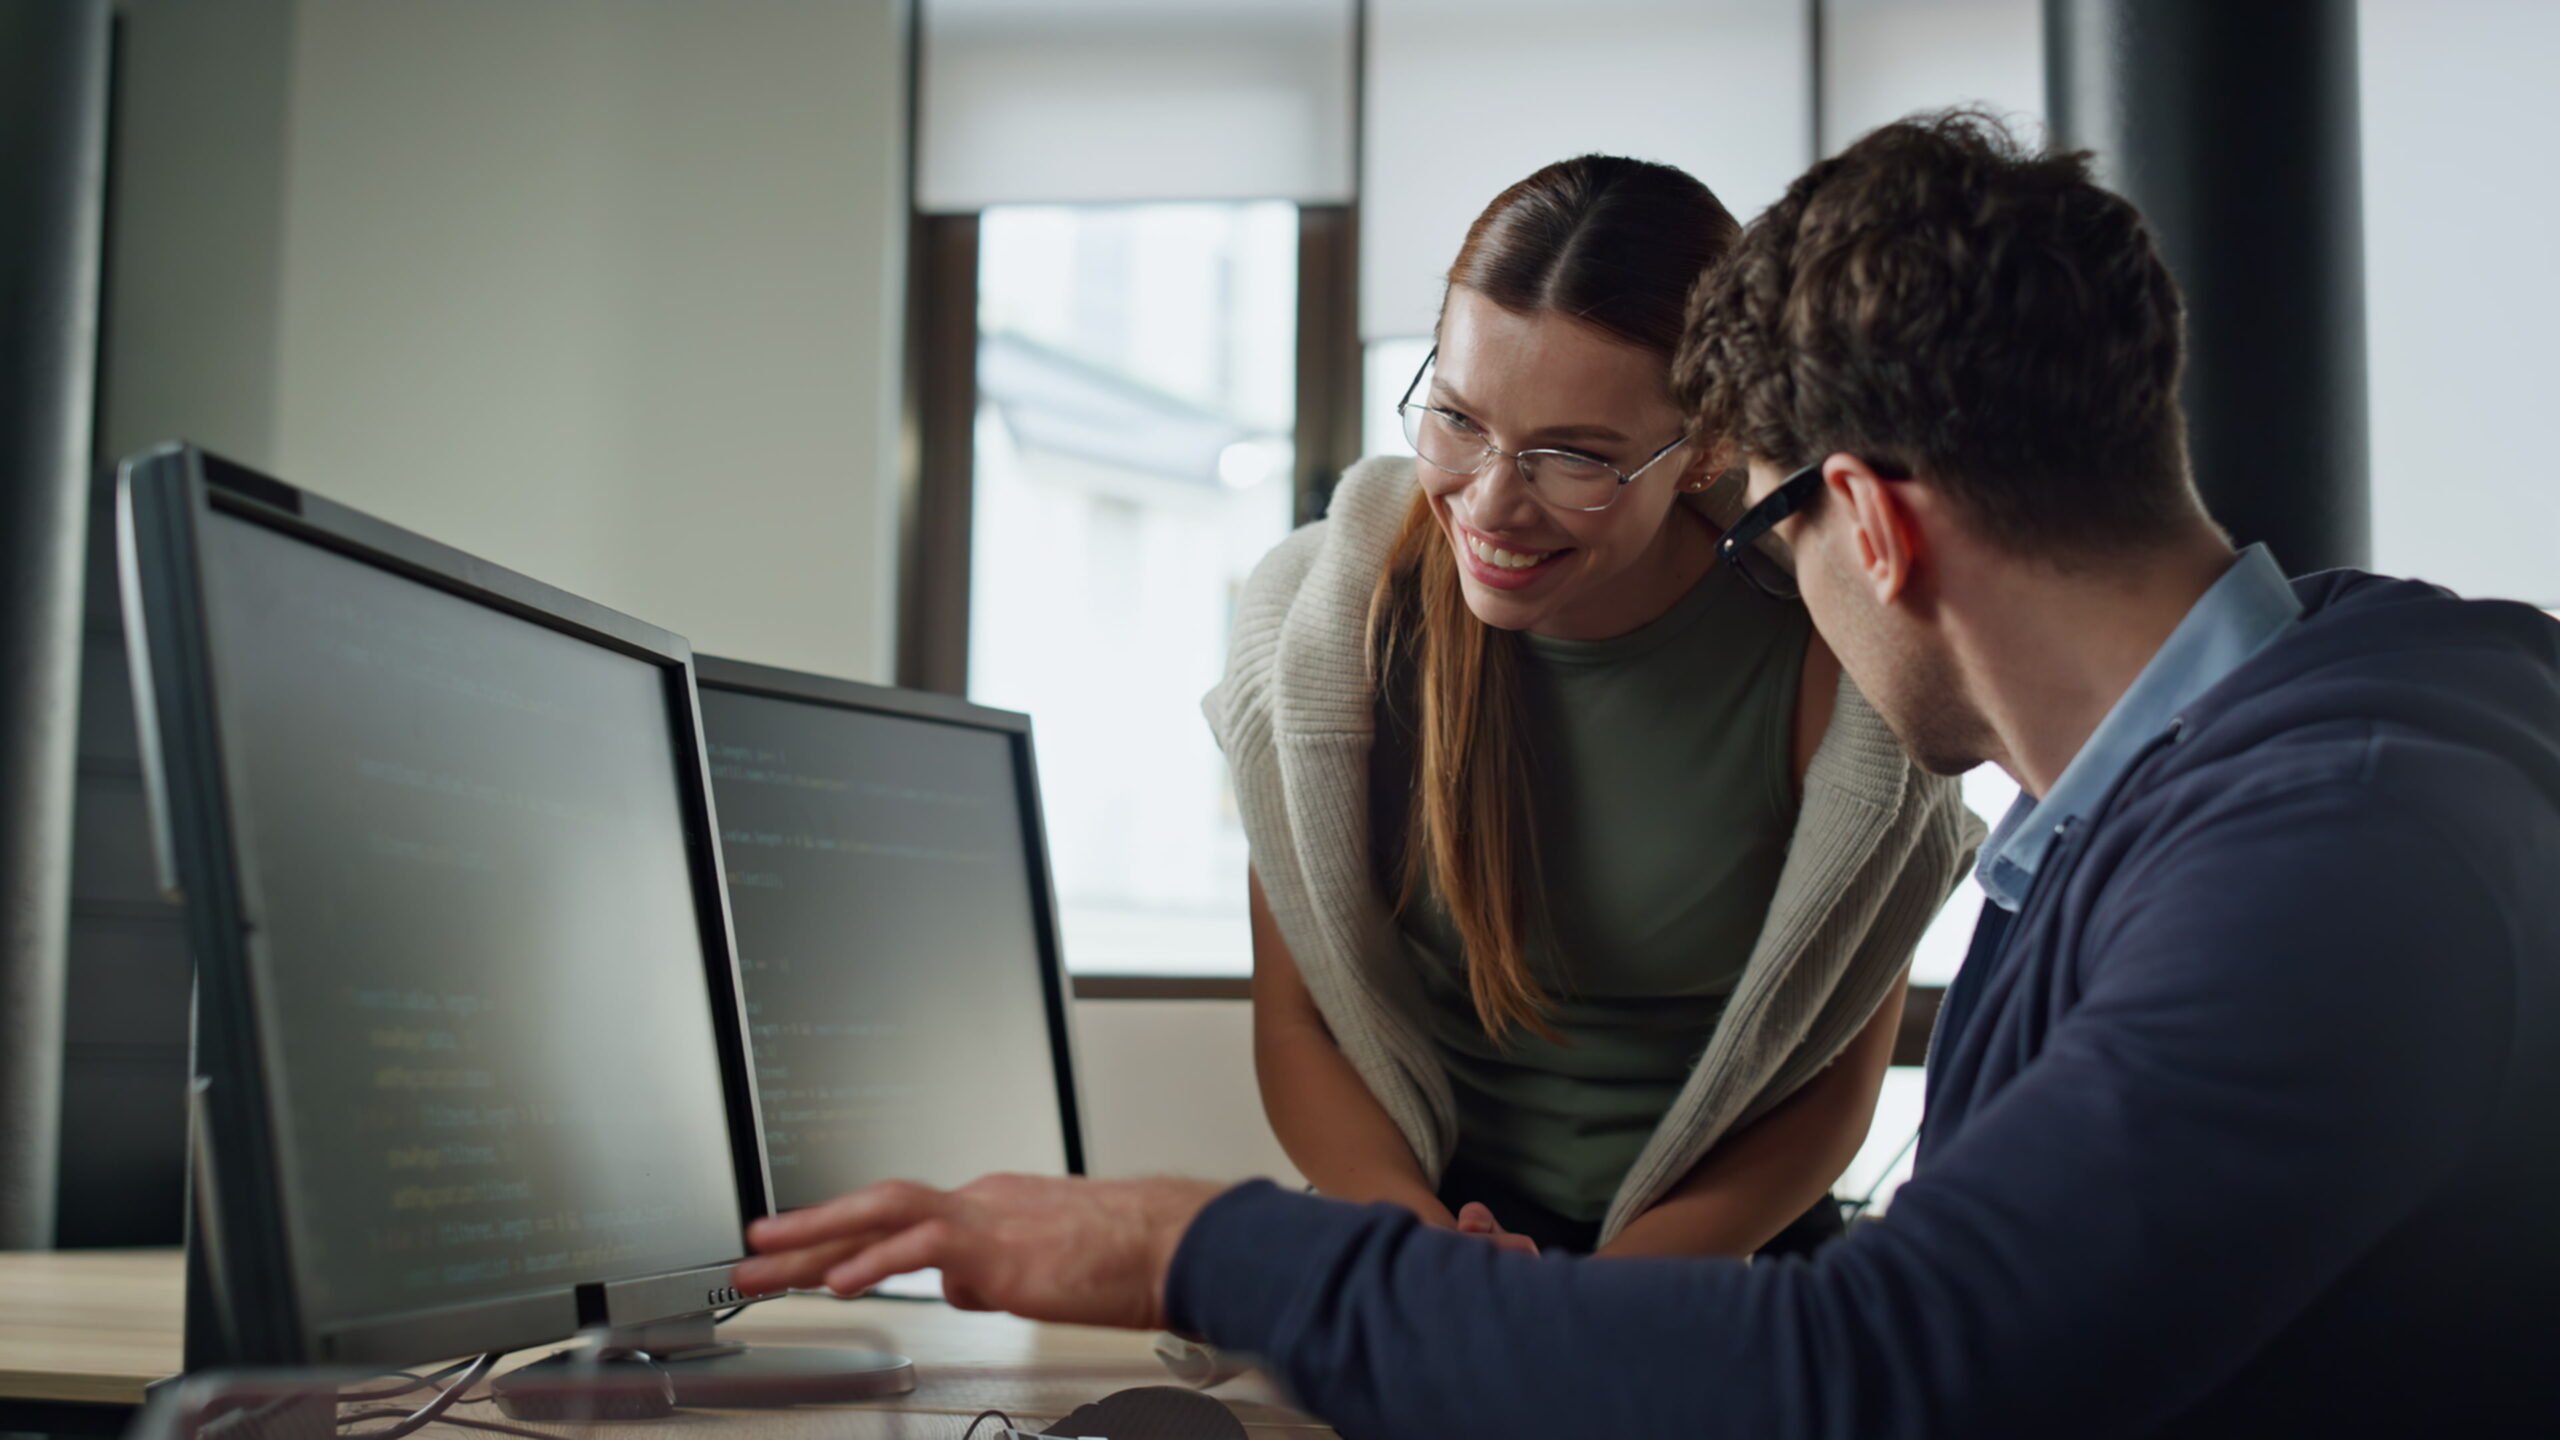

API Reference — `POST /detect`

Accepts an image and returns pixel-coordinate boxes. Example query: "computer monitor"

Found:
[691,658,1084,1212]
[118,447,905,1401]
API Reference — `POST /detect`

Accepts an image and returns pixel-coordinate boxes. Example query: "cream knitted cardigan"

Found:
[1202,457,1985,1245]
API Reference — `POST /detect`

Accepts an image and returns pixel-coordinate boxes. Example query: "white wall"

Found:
[109,0,911,680]
[1360,0,1812,343]
[1819,0,2043,154]
[102,0,298,467]
[919,0,1355,212]
[1072,1000,1301,1184]
[2360,0,2560,606]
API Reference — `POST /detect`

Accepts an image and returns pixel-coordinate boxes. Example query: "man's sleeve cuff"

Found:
[1164,1178,1389,1352]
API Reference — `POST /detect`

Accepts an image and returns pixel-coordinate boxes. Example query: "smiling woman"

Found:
[1205,154,1982,1266]
[1373,285,1737,1042]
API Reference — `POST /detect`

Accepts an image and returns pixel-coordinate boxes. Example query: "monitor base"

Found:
[494,1323,917,1415]
[659,1343,919,1408]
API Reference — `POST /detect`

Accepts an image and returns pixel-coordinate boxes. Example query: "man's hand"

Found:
[1453,1201,1539,1257]
[733,1174,1226,1331]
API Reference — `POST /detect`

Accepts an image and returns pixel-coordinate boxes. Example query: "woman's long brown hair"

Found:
[1368,154,1739,1043]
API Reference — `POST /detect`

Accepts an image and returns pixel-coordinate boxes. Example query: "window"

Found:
[966,203,1301,977]
[2361,0,2560,606]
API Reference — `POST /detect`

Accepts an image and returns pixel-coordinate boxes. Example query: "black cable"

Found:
[961,1410,1022,1440]
[197,1357,483,1440]
[336,1353,497,1440]
[424,1416,558,1440]
[333,1408,557,1440]
[337,1359,483,1406]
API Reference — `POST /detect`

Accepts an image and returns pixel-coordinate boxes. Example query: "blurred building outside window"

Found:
[968,202,1300,978]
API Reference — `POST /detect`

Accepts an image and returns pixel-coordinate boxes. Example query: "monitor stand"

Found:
[492,1315,915,1412]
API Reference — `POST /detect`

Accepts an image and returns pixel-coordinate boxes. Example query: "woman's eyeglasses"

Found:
[1395,348,1690,514]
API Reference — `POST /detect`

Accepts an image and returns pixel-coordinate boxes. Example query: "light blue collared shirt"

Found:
[1977,544,2304,911]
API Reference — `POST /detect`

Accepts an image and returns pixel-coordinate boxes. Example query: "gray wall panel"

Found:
[70,772,171,910]
[1,0,113,1251]
[54,1052,188,1248]
[62,914,188,1051]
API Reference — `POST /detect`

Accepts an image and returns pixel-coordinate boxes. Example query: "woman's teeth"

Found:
[1466,533,1552,571]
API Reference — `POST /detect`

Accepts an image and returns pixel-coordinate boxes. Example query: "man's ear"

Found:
[1822,453,1923,606]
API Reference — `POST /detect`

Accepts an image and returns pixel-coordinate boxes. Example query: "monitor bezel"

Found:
[690,654,1091,1186]
[118,444,775,1369]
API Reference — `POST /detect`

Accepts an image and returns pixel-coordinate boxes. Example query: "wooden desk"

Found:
[0,1250,1331,1437]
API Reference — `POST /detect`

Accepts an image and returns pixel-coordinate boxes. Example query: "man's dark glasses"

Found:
[1716,461,1825,600]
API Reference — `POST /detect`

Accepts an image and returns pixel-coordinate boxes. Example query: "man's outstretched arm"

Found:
[740,790,2511,1440]
[1161,791,2510,1439]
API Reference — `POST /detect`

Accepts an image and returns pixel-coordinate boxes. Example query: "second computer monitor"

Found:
[694,659,1083,1208]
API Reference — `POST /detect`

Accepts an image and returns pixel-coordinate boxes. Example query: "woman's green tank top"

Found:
[1383,561,1811,1224]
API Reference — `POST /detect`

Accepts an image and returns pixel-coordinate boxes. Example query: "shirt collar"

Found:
[1977,544,2302,911]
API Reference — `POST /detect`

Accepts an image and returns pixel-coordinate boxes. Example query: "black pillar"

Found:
[2046,0,2368,575]
[0,0,113,1250]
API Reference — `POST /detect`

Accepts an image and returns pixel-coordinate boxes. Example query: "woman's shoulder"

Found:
[1237,455,1419,613]
[1810,671,1984,840]
[1206,456,1422,746]
[1325,454,1422,540]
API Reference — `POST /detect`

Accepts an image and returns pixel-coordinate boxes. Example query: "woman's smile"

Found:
[1450,517,1574,590]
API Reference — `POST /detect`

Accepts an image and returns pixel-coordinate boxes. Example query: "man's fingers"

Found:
[1455,1202,1497,1234]
[747,1181,944,1253]
[821,1218,959,1298]
[733,1236,867,1295]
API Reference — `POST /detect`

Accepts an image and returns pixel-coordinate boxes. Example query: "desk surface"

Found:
[0,1250,1330,1436]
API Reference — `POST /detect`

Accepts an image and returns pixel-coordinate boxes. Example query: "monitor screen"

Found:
[698,683,1072,1207]
[195,509,748,1336]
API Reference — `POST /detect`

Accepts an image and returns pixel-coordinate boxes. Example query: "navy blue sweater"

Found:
[1169,573,2560,1437]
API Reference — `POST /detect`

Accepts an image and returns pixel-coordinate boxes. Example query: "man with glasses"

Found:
[739,114,2560,1437]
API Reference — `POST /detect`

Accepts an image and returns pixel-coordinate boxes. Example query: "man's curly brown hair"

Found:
[1676,110,2203,560]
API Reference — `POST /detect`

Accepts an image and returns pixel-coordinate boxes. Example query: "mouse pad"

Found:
[1042,1385,1249,1439]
